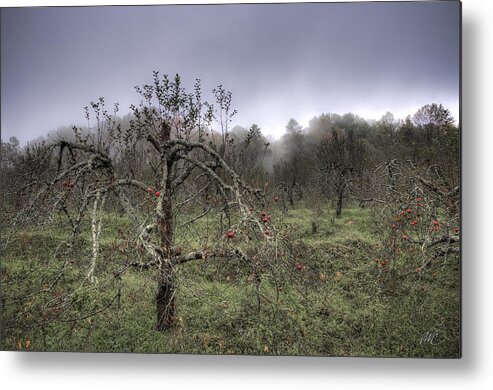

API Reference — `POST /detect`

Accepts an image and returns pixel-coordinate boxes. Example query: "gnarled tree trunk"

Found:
[156,260,176,331]
[156,158,176,331]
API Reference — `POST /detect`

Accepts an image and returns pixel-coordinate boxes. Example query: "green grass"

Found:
[1,205,460,357]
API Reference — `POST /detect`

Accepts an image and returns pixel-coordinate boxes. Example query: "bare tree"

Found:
[317,129,366,217]
[273,119,311,209]
[7,73,270,331]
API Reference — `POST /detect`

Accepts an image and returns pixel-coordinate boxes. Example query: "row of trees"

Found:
[1,102,458,221]
[272,103,458,217]
[270,106,459,290]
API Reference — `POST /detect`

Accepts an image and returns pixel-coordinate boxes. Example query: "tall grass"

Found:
[1,206,460,357]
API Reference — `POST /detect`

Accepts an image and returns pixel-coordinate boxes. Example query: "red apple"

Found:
[295,263,303,271]
[226,230,236,238]
[155,191,161,197]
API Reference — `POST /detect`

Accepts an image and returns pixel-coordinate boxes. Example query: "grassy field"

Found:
[1,205,460,357]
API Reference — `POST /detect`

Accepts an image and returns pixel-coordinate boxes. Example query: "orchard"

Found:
[1,74,459,356]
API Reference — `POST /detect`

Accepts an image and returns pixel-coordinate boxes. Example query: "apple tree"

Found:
[316,129,366,217]
[7,72,280,331]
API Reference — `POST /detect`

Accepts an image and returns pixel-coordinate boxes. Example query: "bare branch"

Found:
[417,176,459,198]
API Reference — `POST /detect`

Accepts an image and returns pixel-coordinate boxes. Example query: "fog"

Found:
[1,2,460,145]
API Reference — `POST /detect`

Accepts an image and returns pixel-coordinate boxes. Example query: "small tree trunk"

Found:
[336,193,343,218]
[288,189,294,207]
[88,191,106,284]
[280,195,288,214]
[156,262,176,331]
[387,160,396,196]
[335,175,345,218]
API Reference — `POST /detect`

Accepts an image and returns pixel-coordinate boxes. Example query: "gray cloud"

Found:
[1,2,460,144]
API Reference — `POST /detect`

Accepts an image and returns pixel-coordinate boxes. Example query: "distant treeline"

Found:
[1,102,459,217]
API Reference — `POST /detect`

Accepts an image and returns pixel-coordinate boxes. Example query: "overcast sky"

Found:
[1,1,460,145]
